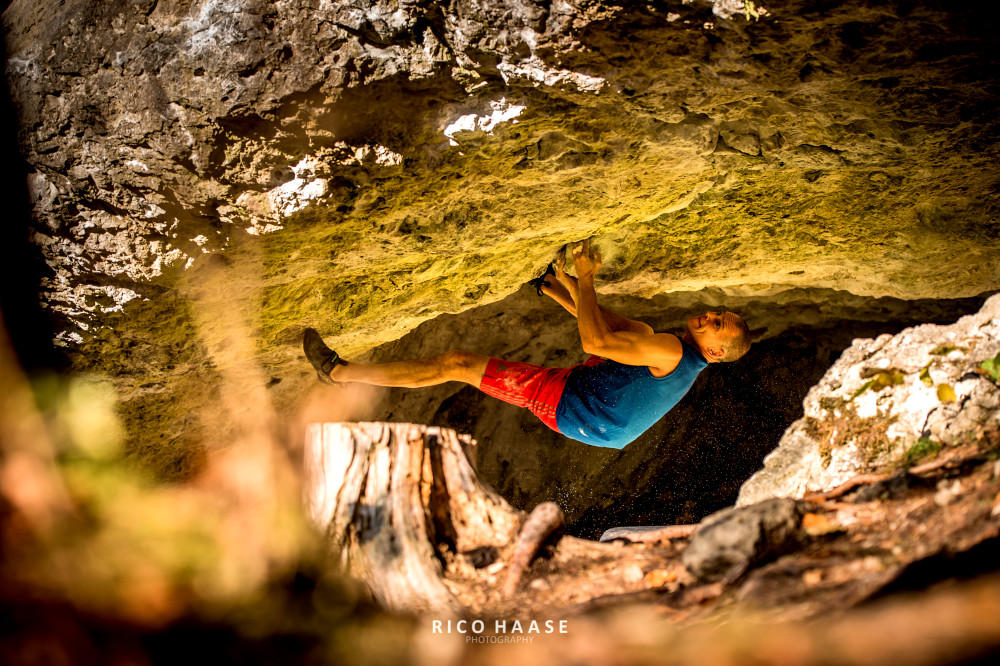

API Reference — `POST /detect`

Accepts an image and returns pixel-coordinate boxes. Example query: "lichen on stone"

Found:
[805,405,899,471]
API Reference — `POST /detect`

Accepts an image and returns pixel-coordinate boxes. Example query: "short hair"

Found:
[721,314,751,362]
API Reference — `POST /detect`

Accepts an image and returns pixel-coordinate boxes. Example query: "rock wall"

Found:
[738,294,1000,505]
[5,0,1000,360]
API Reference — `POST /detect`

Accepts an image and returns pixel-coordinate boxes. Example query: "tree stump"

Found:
[303,422,524,614]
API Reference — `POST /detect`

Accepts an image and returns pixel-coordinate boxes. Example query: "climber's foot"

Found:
[527,262,557,296]
[303,328,342,385]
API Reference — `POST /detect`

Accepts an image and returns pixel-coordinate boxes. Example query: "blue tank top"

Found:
[554,339,708,448]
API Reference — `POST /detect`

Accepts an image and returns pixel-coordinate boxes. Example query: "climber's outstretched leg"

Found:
[303,328,571,433]
[303,327,488,388]
[331,349,489,388]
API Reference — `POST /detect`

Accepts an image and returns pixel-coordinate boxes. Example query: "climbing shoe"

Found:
[303,328,341,385]
[528,262,556,296]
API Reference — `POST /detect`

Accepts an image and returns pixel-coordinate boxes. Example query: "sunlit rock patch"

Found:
[443,97,525,146]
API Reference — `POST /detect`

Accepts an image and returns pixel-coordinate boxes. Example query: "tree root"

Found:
[502,501,565,598]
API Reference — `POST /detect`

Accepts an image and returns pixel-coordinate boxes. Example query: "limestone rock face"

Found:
[5,0,1000,360]
[737,294,1000,505]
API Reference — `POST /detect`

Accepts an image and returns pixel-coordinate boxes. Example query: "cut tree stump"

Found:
[303,422,524,614]
[302,422,681,615]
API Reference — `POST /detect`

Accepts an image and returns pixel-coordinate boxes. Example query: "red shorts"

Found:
[478,356,604,432]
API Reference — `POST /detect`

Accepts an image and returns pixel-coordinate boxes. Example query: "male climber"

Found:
[303,239,751,449]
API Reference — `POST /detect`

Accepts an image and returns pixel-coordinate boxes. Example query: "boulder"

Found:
[738,295,1000,505]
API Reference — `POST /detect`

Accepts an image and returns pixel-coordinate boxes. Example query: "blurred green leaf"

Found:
[874,370,905,389]
[901,437,942,468]
[852,379,876,399]
[980,352,1000,382]
[852,369,906,399]
[919,364,934,386]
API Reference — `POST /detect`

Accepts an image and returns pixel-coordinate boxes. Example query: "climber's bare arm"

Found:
[582,329,684,376]
[540,249,654,336]
[569,239,681,376]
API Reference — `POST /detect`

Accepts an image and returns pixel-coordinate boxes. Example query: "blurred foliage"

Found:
[936,383,957,403]
[900,437,943,468]
[980,352,1000,382]
[930,345,961,356]
[852,368,905,399]
[0,364,416,665]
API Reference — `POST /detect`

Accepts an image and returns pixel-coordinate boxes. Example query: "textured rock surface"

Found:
[682,497,803,582]
[738,294,1000,505]
[5,0,1000,356]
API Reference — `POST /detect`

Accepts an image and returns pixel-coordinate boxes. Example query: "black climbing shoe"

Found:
[528,262,556,296]
[303,328,341,385]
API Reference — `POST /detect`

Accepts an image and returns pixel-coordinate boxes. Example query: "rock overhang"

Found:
[4,0,1000,416]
